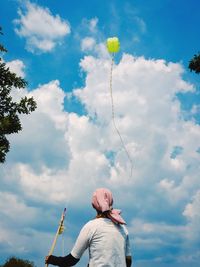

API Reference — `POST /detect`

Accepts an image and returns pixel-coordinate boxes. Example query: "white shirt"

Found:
[71,218,131,267]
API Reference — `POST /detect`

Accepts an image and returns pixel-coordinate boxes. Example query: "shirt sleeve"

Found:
[125,234,132,257]
[121,225,132,257]
[71,222,91,259]
[46,254,79,266]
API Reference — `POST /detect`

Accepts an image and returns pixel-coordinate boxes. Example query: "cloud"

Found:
[129,218,186,261]
[184,190,200,219]
[81,17,99,34]
[1,53,200,266]
[81,37,96,52]
[14,1,70,53]
[88,17,98,32]
[134,16,147,33]
[77,17,108,58]
[183,190,200,241]
[6,80,70,169]
[123,2,147,44]
[6,59,26,78]
[0,191,38,226]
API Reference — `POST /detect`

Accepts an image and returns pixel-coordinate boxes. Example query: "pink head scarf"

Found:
[92,188,126,225]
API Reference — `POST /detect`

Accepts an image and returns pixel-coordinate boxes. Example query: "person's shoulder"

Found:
[83,218,109,228]
[79,218,100,236]
[81,218,98,229]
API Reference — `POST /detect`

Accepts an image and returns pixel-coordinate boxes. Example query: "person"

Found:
[45,188,132,267]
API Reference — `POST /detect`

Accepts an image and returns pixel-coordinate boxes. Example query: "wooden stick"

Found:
[45,208,66,267]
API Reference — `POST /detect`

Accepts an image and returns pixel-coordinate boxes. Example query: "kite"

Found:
[107,37,133,177]
[106,37,120,53]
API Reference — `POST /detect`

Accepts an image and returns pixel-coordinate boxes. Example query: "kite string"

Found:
[109,54,133,177]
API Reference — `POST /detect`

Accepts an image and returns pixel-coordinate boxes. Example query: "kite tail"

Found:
[109,55,133,178]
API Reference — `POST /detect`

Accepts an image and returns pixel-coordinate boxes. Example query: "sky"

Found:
[0,0,200,266]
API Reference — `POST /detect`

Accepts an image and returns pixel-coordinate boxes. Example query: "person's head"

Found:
[92,188,113,214]
[91,187,126,224]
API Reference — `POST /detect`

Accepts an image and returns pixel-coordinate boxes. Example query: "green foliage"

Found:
[0,27,37,163]
[0,26,7,53]
[188,53,200,74]
[1,257,36,267]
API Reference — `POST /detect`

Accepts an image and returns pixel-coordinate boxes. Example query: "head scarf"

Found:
[92,188,126,225]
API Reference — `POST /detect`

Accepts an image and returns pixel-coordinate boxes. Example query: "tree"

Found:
[0,27,37,163]
[188,53,200,74]
[1,257,36,267]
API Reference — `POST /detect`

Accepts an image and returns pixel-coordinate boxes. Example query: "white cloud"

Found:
[191,104,200,114]
[78,17,108,58]
[32,80,68,130]
[14,1,70,53]
[124,3,147,36]
[2,79,70,171]
[0,191,38,225]
[0,220,54,264]
[4,53,198,205]
[81,37,96,52]
[14,164,70,204]
[128,218,188,264]
[135,16,147,33]
[183,190,200,219]
[2,58,28,104]
[183,190,200,241]
[6,59,26,78]
[130,218,185,244]
[76,54,194,129]
[89,17,98,32]
[81,17,99,33]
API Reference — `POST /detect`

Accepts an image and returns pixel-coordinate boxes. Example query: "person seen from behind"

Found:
[45,188,132,266]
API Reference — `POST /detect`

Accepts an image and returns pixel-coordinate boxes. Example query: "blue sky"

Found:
[0,1,200,267]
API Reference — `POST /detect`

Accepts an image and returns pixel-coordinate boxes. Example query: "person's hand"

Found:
[45,256,50,264]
